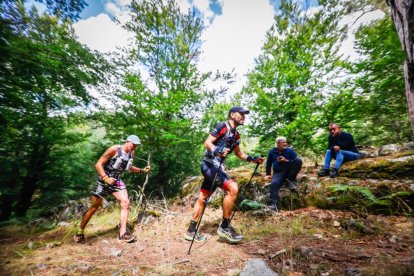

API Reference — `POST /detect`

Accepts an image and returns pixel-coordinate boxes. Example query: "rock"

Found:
[347,180,358,186]
[346,219,374,234]
[333,221,340,227]
[388,155,414,162]
[57,221,71,227]
[240,259,278,276]
[378,144,400,156]
[388,235,399,243]
[313,234,323,239]
[298,246,313,257]
[358,151,370,159]
[402,141,414,151]
[344,267,362,276]
[45,241,62,249]
[109,248,123,257]
[256,249,267,256]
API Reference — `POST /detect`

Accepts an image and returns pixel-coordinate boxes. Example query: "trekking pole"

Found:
[229,155,264,224]
[187,159,224,255]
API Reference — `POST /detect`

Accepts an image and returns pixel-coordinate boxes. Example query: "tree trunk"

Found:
[387,0,414,136]
[0,152,21,221]
[15,141,48,217]
[0,194,14,221]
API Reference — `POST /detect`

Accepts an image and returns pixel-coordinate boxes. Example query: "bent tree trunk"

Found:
[387,0,414,136]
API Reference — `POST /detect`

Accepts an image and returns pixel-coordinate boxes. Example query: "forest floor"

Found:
[1,201,414,275]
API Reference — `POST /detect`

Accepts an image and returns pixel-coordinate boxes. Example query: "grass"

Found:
[240,215,336,241]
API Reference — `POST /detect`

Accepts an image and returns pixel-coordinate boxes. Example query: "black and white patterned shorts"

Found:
[92,179,126,197]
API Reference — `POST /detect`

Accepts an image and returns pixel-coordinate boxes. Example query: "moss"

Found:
[394,149,414,158]
[341,155,414,179]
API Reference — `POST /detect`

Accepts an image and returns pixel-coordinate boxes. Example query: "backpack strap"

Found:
[224,122,232,138]
[117,145,122,158]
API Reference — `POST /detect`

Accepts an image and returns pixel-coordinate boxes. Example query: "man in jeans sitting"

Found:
[318,123,360,178]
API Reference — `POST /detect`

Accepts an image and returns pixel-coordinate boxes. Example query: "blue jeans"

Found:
[270,158,302,205]
[323,149,360,170]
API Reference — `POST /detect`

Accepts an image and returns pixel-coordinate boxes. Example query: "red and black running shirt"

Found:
[203,122,240,166]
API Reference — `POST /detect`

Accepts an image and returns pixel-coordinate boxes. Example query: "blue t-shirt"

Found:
[266,147,297,175]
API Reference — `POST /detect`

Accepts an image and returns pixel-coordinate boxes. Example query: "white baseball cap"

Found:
[126,135,141,145]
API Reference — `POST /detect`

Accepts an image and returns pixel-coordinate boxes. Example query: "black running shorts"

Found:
[200,161,235,195]
[92,179,126,197]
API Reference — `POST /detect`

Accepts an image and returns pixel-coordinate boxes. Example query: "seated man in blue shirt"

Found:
[264,136,302,211]
[318,123,360,178]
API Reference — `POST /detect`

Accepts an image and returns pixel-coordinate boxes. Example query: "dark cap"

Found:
[229,106,250,116]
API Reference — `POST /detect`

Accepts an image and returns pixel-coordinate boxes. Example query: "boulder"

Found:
[378,144,400,156]
[402,141,414,151]
[240,259,278,276]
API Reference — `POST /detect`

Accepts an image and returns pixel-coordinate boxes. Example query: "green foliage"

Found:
[34,0,87,21]
[0,1,110,219]
[102,0,232,197]
[242,0,347,157]
[328,184,413,215]
[349,16,411,145]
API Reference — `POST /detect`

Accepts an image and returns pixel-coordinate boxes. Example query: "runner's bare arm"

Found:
[204,134,218,151]
[95,146,117,178]
[233,145,248,160]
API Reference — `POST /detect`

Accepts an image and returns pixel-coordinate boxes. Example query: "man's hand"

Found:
[252,156,264,164]
[104,177,116,185]
[334,145,341,152]
[212,146,230,157]
[143,166,151,174]
[277,156,288,163]
[263,175,272,181]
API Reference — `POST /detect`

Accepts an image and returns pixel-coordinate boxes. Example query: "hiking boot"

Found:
[285,179,297,192]
[73,233,86,244]
[330,168,339,178]
[317,168,330,177]
[119,232,136,243]
[217,225,243,243]
[184,230,207,242]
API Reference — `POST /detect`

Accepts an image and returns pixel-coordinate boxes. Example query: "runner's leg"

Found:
[80,195,103,230]
[112,189,130,236]
[222,181,238,218]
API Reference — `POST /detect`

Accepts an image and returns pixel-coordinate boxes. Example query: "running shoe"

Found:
[217,225,243,243]
[184,230,207,242]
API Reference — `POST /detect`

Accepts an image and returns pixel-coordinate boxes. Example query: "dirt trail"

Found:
[1,207,252,275]
[1,204,414,275]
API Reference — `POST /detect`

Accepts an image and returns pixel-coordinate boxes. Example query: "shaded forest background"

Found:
[0,0,412,222]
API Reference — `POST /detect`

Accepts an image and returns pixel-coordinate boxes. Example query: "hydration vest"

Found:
[203,122,240,166]
[102,146,133,180]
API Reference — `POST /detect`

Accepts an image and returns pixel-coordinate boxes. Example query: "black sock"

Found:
[221,218,230,229]
[188,220,197,232]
